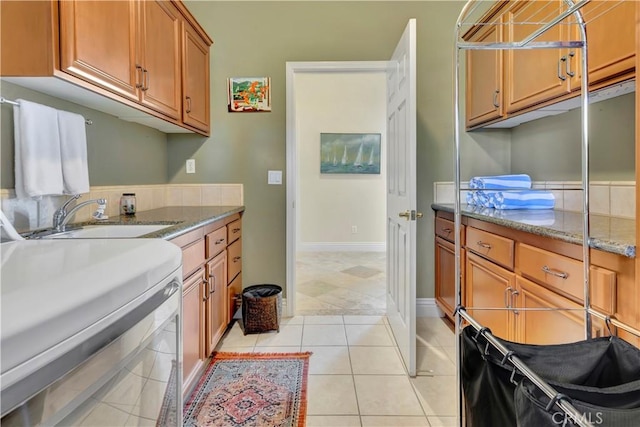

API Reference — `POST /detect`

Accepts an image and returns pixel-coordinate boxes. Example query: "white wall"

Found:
[295,71,387,252]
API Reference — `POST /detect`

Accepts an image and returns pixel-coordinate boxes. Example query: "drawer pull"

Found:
[232,228,241,233]
[215,238,225,245]
[442,228,452,234]
[476,241,492,249]
[542,265,568,279]
[233,256,241,263]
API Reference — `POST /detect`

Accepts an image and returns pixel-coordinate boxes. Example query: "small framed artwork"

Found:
[227,77,271,112]
[320,133,381,175]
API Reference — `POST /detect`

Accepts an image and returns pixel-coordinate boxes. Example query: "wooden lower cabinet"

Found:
[182,268,206,394]
[435,236,464,320]
[205,251,228,357]
[228,272,243,324]
[466,252,516,340]
[515,276,603,344]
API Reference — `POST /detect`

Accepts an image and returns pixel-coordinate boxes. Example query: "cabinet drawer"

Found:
[517,244,616,314]
[435,217,465,245]
[205,226,227,259]
[227,219,242,244]
[227,239,242,282]
[181,239,205,278]
[467,227,514,270]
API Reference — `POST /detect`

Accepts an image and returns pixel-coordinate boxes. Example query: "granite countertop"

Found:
[76,205,245,240]
[432,203,636,258]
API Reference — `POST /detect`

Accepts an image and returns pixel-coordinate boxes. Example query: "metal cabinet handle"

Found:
[476,241,492,249]
[215,238,225,245]
[233,256,241,263]
[558,56,567,81]
[142,69,149,91]
[442,227,452,234]
[208,273,216,294]
[542,265,568,279]
[186,96,192,113]
[202,276,209,300]
[135,64,143,89]
[565,51,575,77]
[492,89,500,108]
[504,286,513,308]
[511,289,520,315]
[232,228,241,233]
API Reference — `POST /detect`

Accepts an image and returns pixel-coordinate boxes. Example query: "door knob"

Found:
[398,210,423,220]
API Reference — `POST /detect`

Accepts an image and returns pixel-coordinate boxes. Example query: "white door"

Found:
[386,19,417,377]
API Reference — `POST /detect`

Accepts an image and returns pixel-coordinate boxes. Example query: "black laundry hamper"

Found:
[241,284,282,335]
[461,326,640,426]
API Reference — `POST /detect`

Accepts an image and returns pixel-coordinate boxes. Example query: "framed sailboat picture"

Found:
[320,133,381,174]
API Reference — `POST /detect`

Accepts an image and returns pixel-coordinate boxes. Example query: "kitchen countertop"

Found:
[432,203,636,258]
[73,205,245,240]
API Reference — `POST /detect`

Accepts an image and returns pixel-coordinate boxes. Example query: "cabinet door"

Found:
[504,0,572,113]
[182,21,211,133]
[205,252,227,356]
[228,272,243,324]
[466,23,503,127]
[585,1,636,86]
[514,276,602,344]
[139,0,181,119]
[59,0,139,101]
[182,269,205,392]
[435,237,464,320]
[466,252,515,340]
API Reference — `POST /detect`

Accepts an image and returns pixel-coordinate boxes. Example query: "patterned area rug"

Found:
[184,352,311,427]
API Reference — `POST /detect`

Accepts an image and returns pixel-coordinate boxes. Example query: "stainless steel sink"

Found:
[32,224,172,239]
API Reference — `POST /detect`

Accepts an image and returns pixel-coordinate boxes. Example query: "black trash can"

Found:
[461,326,640,426]
[241,284,282,335]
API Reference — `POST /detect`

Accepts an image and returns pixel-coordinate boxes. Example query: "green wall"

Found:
[0,81,168,188]
[510,93,635,181]
[167,1,508,297]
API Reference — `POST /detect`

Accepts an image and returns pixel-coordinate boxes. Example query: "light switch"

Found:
[268,170,282,185]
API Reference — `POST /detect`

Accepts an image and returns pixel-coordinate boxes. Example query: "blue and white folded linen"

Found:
[466,191,497,208]
[490,190,555,210]
[469,174,532,190]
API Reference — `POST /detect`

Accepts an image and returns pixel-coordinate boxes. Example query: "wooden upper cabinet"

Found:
[504,0,573,113]
[465,22,504,128]
[139,0,182,119]
[182,20,211,133]
[59,1,139,101]
[584,1,636,87]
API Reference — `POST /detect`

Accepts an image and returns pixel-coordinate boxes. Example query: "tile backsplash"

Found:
[1,183,243,232]
[433,181,635,219]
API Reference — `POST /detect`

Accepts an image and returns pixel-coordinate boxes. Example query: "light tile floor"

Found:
[216,315,459,427]
[296,252,387,316]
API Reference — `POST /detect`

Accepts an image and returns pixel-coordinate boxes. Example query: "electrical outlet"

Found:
[186,159,196,174]
[351,226,357,234]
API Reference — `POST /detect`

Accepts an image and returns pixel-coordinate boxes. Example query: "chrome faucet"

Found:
[52,195,108,232]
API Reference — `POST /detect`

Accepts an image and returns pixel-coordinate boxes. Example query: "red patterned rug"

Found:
[184,352,311,427]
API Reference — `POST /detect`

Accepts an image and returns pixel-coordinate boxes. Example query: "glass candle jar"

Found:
[119,193,136,216]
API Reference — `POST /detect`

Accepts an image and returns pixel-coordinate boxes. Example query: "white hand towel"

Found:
[57,109,90,194]
[13,99,64,199]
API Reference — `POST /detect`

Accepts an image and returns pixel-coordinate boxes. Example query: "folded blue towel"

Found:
[490,190,555,210]
[469,174,532,190]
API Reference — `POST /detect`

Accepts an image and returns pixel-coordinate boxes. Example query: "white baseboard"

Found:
[283,297,443,318]
[297,242,385,252]
[417,298,444,318]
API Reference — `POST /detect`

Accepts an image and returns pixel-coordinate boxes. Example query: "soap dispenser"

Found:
[119,193,136,216]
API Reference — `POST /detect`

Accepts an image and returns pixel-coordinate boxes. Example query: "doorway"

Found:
[285,61,389,318]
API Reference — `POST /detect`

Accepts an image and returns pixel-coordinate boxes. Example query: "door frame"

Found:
[285,61,389,317]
